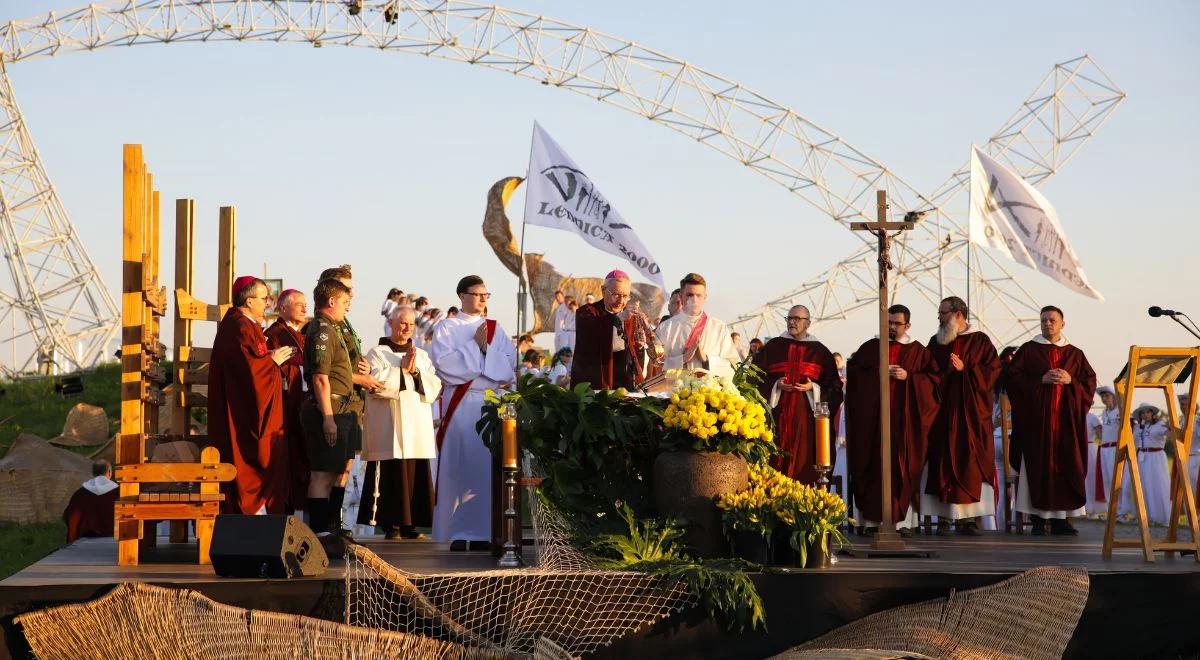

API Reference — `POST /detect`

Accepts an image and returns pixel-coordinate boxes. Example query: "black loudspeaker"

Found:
[210,514,328,578]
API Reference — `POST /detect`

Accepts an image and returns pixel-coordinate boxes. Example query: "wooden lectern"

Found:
[1101,346,1200,561]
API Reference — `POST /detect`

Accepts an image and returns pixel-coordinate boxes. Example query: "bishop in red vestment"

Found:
[570,271,637,391]
[1005,306,1096,534]
[63,460,118,543]
[265,288,309,514]
[922,296,1000,535]
[752,305,843,484]
[845,305,940,530]
[208,276,295,515]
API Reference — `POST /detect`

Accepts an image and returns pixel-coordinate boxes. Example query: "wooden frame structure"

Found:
[116,144,236,566]
[1102,346,1200,561]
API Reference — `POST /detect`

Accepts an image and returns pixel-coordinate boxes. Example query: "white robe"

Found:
[1097,406,1133,517]
[655,312,741,380]
[553,303,574,352]
[1134,420,1172,525]
[1084,412,1104,515]
[429,313,517,543]
[362,343,442,461]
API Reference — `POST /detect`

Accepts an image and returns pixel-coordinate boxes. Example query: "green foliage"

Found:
[0,521,65,580]
[587,503,766,633]
[731,358,772,423]
[0,363,123,458]
[479,374,666,524]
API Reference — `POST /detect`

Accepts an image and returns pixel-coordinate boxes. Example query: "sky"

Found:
[3,0,1199,399]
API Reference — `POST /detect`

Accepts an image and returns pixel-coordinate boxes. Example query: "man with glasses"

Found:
[922,296,1000,536]
[845,304,939,536]
[751,304,844,484]
[656,272,741,380]
[570,270,637,391]
[208,275,296,515]
[1004,305,1096,536]
[429,275,517,551]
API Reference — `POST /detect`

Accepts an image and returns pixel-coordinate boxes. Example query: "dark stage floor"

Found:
[2,520,1198,659]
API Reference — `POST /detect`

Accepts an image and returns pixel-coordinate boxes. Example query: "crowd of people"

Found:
[107,264,1191,558]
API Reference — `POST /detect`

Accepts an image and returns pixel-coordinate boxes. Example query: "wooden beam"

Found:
[115,462,236,483]
[176,346,212,363]
[171,199,195,441]
[175,288,227,322]
[217,206,236,306]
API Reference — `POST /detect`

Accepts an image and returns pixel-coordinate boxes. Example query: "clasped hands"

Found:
[1042,368,1072,385]
[779,379,814,393]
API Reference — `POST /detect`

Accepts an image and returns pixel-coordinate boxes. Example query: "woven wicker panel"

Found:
[774,566,1090,660]
[16,582,513,660]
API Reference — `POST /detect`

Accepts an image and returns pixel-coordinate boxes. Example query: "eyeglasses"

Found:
[608,293,632,301]
[786,316,810,322]
[465,292,491,300]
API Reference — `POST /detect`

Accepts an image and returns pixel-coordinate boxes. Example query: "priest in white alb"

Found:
[429,275,517,551]
[655,272,741,380]
[358,305,442,540]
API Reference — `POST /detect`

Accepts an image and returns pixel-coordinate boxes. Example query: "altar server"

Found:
[429,275,517,550]
[1132,404,1172,525]
[656,272,741,380]
[1096,386,1132,518]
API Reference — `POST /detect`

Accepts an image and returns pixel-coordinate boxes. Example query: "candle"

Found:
[813,401,831,467]
[501,417,518,468]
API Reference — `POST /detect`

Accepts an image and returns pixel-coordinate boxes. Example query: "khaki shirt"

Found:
[304,313,355,400]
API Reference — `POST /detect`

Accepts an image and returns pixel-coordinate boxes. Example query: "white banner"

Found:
[522,122,666,290]
[968,146,1103,300]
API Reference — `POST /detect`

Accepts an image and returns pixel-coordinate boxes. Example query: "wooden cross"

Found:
[849,190,919,553]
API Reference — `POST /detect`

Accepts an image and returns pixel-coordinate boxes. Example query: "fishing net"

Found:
[345,483,695,657]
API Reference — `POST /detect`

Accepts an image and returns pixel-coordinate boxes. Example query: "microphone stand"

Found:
[1166,313,1200,342]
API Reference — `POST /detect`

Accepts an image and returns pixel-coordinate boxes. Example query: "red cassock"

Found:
[752,337,843,484]
[846,339,940,523]
[1005,340,1096,511]
[265,318,308,512]
[924,331,1000,505]
[207,309,289,514]
[63,487,117,543]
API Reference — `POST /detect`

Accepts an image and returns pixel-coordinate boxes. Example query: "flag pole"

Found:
[517,123,538,334]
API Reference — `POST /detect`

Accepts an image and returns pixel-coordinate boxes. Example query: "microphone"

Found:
[1148,306,1177,318]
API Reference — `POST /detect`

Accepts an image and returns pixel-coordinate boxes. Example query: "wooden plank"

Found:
[197,518,215,565]
[182,391,208,408]
[115,462,236,483]
[179,366,208,386]
[175,288,225,322]
[115,502,220,521]
[119,144,147,482]
[177,346,212,363]
[171,199,195,441]
[217,206,236,306]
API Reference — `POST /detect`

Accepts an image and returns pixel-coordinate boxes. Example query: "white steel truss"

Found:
[0,3,1124,373]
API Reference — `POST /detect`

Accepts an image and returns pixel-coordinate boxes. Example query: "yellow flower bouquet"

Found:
[660,370,776,463]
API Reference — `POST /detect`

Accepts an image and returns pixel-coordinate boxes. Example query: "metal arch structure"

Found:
[734,55,1126,343]
[0,2,1123,374]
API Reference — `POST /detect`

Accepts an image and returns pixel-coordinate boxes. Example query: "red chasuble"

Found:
[63,487,117,543]
[208,308,288,514]
[569,301,636,391]
[924,331,1000,504]
[845,339,940,523]
[1005,339,1097,511]
[265,318,308,512]
[752,336,843,484]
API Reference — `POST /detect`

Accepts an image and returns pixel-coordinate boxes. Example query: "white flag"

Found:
[968,146,1103,300]
[522,122,666,290]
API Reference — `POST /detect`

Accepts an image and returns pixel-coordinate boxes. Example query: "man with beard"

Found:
[1005,306,1097,535]
[922,296,1000,536]
[752,304,843,484]
[845,304,940,535]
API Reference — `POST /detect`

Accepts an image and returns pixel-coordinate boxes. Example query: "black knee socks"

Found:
[307,498,330,535]
[330,486,346,531]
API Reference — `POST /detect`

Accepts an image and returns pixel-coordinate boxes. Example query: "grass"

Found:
[0,362,123,458]
[0,521,66,581]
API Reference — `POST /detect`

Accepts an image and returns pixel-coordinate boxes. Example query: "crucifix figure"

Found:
[848,190,928,554]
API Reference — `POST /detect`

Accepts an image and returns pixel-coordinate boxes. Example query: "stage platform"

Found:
[2,520,1198,659]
